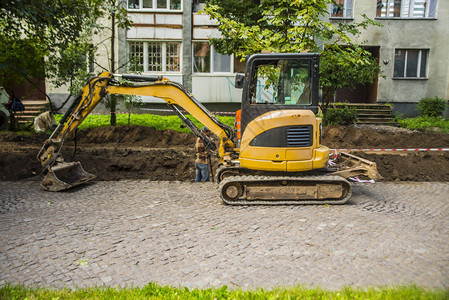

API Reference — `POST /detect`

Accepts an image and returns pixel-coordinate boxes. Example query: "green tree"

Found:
[204,0,381,114]
[0,0,102,106]
[102,0,132,126]
[206,0,264,55]
[48,0,132,126]
[0,0,132,126]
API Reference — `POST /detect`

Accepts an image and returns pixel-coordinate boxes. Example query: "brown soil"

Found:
[1,125,449,182]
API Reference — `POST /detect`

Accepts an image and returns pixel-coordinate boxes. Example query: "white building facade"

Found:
[123,0,243,105]
[47,0,448,116]
[328,0,449,116]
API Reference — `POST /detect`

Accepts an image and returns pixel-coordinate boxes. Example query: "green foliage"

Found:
[323,105,358,126]
[1,283,448,299]
[0,0,133,116]
[205,0,265,56]
[0,0,102,92]
[54,113,235,133]
[417,97,448,117]
[204,0,382,116]
[0,36,46,89]
[397,116,449,133]
[320,45,381,109]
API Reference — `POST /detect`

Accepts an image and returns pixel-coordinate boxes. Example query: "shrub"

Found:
[418,97,447,117]
[397,116,449,133]
[323,105,358,126]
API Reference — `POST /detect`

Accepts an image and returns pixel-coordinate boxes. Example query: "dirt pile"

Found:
[1,125,448,182]
[0,125,196,148]
[323,125,449,149]
[73,125,196,148]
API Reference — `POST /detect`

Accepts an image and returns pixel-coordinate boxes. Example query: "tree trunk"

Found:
[110,96,117,126]
[321,86,335,117]
[110,2,117,126]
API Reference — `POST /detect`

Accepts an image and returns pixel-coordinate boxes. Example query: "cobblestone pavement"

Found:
[1,180,448,290]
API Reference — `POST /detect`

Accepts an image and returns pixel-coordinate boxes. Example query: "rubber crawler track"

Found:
[218,175,352,205]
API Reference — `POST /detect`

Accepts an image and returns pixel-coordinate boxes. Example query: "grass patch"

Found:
[1,283,448,300]
[397,116,449,133]
[54,113,236,133]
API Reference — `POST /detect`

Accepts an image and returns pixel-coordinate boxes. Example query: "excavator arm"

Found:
[108,73,236,158]
[38,71,236,191]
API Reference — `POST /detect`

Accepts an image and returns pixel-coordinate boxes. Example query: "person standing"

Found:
[195,126,211,182]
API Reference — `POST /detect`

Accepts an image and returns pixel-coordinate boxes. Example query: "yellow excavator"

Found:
[38,53,379,204]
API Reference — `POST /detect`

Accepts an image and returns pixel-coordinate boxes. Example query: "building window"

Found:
[376,0,437,18]
[128,0,181,10]
[193,42,210,73]
[393,49,428,78]
[193,42,232,73]
[128,41,181,73]
[147,42,162,72]
[166,42,181,72]
[331,0,353,18]
[213,51,231,73]
[129,42,144,72]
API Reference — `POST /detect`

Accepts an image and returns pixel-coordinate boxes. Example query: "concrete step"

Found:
[358,114,394,119]
[14,99,47,124]
[333,103,392,110]
[330,103,398,127]
[356,109,393,115]
[358,115,395,120]
[358,121,400,127]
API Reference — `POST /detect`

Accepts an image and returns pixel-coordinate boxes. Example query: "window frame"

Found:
[248,59,315,106]
[127,0,182,11]
[330,0,354,19]
[393,48,429,79]
[376,0,437,19]
[192,42,234,75]
[128,40,182,74]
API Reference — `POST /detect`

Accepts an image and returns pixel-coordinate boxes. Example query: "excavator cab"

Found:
[239,53,320,133]
[233,54,328,173]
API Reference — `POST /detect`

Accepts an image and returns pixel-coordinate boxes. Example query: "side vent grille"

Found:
[287,126,313,147]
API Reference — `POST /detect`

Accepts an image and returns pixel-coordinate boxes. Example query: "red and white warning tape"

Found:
[330,148,449,152]
[348,176,375,183]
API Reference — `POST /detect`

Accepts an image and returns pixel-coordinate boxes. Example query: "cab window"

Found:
[249,59,313,105]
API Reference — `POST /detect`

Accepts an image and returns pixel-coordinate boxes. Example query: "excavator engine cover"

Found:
[41,162,96,192]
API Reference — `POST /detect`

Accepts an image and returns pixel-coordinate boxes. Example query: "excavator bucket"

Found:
[40,162,96,192]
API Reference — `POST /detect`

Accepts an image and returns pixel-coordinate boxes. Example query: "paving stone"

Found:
[0,181,448,289]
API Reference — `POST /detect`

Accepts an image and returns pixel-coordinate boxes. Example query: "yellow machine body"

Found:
[239,110,328,172]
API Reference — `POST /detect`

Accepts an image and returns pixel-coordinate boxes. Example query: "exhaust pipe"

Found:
[41,162,96,192]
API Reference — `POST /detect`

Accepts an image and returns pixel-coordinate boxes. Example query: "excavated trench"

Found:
[1,125,449,182]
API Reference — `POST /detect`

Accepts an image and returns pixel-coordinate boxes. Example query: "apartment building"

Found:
[122,0,242,109]
[47,0,448,116]
[329,0,448,116]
